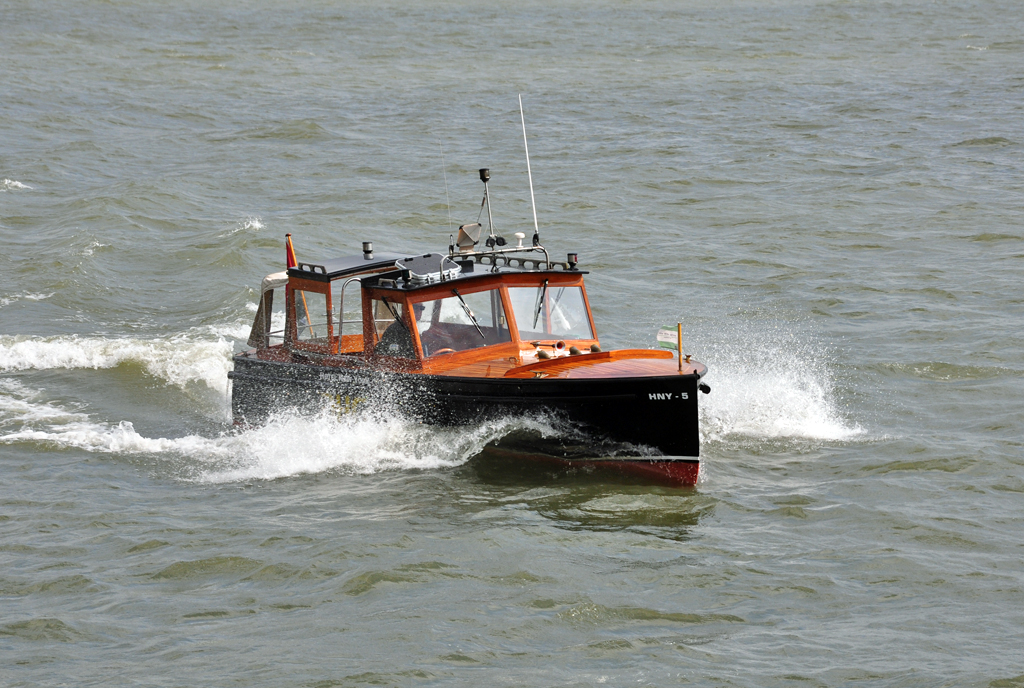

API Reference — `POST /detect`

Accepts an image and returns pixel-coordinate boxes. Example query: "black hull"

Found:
[229,355,700,458]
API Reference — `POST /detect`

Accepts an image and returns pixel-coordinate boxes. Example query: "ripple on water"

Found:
[968,233,1022,242]
[871,361,1013,381]
[864,455,977,475]
[949,137,1014,147]
[0,617,92,643]
[126,539,170,554]
[150,556,264,581]
[341,561,462,596]
[241,562,330,583]
[555,602,745,627]
[989,676,1024,688]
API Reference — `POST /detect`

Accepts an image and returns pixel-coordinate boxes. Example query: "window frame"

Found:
[286,277,336,354]
[399,272,598,360]
[410,286,512,358]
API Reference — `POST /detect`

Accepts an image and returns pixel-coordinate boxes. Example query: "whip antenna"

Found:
[439,139,453,235]
[519,94,540,246]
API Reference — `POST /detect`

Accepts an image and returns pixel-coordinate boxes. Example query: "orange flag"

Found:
[286,233,297,269]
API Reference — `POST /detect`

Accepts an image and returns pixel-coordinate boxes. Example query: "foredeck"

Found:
[428,349,706,380]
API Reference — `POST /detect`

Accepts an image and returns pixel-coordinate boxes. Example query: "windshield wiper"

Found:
[452,289,486,339]
[533,279,548,329]
[380,297,409,333]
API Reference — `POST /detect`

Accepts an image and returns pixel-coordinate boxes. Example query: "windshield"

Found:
[414,288,511,356]
[508,285,593,340]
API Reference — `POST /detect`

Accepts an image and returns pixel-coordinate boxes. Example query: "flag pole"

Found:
[286,234,314,338]
[677,323,683,372]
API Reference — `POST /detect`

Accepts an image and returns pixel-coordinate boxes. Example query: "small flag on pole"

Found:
[286,233,297,269]
[657,325,680,351]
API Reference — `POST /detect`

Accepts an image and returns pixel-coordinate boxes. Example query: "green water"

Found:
[2,0,1023,685]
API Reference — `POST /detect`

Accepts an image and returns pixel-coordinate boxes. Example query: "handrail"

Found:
[449,243,556,270]
[336,276,363,339]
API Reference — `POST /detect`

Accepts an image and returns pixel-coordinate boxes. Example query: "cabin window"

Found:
[371,298,416,358]
[508,285,593,340]
[294,290,331,343]
[331,278,365,353]
[248,287,287,349]
[414,288,511,356]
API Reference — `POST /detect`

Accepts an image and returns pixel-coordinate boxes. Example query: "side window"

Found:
[414,289,510,356]
[333,279,362,340]
[294,290,330,342]
[248,287,288,349]
[372,298,415,358]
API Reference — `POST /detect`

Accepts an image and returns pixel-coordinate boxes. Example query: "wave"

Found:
[192,410,542,483]
[0,331,236,395]
[0,292,55,309]
[221,216,265,237]
[0,379,86,426]
[1,312,862,484]
[0,386,556,483]
[0,377,226,457]
[950,136,1012,147]
[876,361,1010,382]
[2,418,224,456]
[1,179,32,191]
[242,216,264,231]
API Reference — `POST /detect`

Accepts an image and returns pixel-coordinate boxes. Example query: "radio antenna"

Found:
[519,94,540,246]
[439,139,453,235]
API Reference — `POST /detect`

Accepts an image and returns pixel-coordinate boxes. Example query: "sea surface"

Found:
[2,1,1023,685]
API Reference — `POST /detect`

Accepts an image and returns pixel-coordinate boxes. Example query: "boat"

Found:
[229,167,711,486]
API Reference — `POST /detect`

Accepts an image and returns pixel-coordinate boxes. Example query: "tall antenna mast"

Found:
[439,139,453,235]
[519,93,540,246]
[480,168,497,244]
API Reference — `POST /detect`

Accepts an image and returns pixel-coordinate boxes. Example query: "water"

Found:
[2,0,1023,685]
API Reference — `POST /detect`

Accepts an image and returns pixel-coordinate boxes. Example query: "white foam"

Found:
[0,388,549,483]
[696,327,862,443]
[1,179,31,191]
[1,419,227,455]
[80,241,106,256]
[196,320,254,342]
[0,292,54,308]
[193,409,532,483]
[0,333,234,395]
[0,313,861,478]
[223,216,265,236]
[235,304,285,339]
[0,379,84,426]
[0,378,229,458]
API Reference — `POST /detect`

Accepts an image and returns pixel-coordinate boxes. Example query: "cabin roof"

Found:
[287,252,409,282]
[286,250,586,289]
[365,263,588,293]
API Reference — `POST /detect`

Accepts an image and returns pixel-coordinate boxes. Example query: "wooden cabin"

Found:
[246,248,610,378]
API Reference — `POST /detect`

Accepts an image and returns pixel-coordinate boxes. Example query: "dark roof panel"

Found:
[287,252,409,282]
